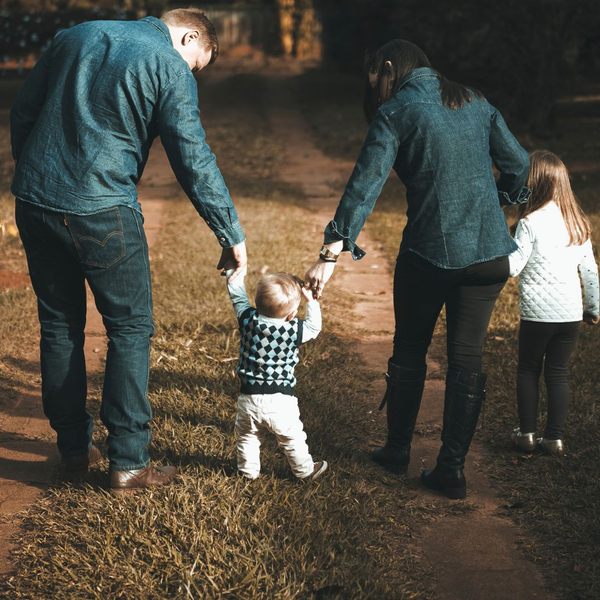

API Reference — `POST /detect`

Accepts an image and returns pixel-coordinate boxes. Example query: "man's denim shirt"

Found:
[10,17,244,248]
[324,68,530,268]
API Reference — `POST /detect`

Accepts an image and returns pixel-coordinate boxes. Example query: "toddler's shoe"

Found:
[538,438,564,457]
[302,460,328,481]
[511,427,537,453]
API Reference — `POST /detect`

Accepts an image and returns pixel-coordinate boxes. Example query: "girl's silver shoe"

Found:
[511,427,537,452]
[538,438,564,457]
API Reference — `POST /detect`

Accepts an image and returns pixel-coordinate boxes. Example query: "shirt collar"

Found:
[258,314,288,325]
[141,16,172,46]
[396,67,439,92]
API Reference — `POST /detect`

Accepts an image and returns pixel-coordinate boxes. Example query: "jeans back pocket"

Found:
[66,207,125,268]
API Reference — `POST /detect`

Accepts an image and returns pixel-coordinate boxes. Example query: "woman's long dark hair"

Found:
[363,39,483,123]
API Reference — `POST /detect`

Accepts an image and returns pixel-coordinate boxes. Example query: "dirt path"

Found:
[0,141,170,576]
[266,74,554,600]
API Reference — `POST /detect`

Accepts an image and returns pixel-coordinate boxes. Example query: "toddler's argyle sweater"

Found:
[237,307,304,395]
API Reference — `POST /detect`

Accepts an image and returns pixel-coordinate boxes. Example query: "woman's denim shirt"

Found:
[324,67,530,268]
[10,17,244,248]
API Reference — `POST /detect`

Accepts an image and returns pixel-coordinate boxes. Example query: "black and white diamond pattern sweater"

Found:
[237,307,304,394]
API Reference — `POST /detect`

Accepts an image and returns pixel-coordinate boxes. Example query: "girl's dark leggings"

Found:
[517,320,580,439]
[392,251,509,374]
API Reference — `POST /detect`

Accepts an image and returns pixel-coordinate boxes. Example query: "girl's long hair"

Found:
[363,39,483,124]
[512,149,591,245]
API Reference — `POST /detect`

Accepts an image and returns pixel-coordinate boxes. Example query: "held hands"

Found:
[583,312,600,326]
[217,241,247,282]
[304,259,336,299]
[300,283,316,303]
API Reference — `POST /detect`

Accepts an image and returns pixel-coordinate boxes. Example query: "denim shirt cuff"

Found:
[323,220,366,261]
[499,185,531,206]
[215,220,245,248]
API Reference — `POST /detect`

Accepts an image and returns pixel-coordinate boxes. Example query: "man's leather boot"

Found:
[109,464,180,494]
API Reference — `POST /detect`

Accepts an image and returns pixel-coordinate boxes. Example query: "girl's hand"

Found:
[583,312,600,326]
[304,259,336,299]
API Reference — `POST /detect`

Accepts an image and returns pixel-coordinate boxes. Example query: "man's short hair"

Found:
[161,8,219,64]
[255,273,302,319]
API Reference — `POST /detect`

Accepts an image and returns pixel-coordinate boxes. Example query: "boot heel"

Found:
[384,463,408,475]
[444,486,467,500]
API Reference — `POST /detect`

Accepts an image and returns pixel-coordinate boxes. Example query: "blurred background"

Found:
[1,0,600,129]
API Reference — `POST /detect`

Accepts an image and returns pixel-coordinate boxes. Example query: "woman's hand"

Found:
[304,259,336,299]
[583,312,600,326]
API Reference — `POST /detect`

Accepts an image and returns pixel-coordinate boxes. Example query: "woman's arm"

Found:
[324,111,400,259]
[508,219,534,277]
[305,111,400,295]
[489,105,531,206]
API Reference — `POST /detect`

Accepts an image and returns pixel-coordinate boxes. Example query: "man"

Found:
[10,8,247,492]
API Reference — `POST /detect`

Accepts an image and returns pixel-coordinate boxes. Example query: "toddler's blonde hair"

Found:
[255,273,302,318]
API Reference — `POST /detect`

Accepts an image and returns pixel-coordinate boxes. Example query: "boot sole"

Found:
[442,486,467,500]
[421,472,467,499]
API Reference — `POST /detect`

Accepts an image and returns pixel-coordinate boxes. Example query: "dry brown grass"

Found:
[0,74,447,599]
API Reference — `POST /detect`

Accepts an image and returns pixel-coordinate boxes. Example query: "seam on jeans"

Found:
[133,208,154,334]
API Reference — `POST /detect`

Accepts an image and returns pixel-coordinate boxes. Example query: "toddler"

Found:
[225,268,327,480]
[509,150,599,456]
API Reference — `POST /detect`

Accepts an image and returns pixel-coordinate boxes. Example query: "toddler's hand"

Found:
[301,284,316,302]
[583,312,599,326]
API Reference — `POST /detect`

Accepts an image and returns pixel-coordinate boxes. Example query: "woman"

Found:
[305,40,530,499]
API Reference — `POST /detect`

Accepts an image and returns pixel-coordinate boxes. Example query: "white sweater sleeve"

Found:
[301,300,322,343]
[508,219,535,277]
[579,239,599,316]
[225,269,251,319]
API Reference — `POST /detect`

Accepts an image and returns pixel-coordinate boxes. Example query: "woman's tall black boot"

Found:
[421,371,487,499]
[371,361,427,474]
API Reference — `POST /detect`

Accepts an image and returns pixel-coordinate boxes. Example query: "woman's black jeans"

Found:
[392,252,509,373]
[517,320,579,439]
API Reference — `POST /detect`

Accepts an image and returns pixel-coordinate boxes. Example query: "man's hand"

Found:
[304,259,336,299]
[583,312,600,326]
[217,241,247,282]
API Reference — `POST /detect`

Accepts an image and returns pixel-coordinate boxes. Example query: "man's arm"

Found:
[156,70,246,278]
[10,48,52,163]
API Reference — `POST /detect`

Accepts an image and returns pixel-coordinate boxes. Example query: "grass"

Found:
[3,62,598,599]
[0,73,454,599]
[296,66,600,600]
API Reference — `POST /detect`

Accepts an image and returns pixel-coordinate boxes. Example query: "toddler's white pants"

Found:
[236,392,314,479]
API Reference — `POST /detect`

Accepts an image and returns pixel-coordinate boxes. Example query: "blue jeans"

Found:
[15,200,154,470]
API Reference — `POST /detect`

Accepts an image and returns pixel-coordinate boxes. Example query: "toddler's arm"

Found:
[225,268,251,319]
[579,239,599,319]
[508,219,534,277]
[300,286,322,343]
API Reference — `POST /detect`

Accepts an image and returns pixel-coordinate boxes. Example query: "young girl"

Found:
[509,150,599,456]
